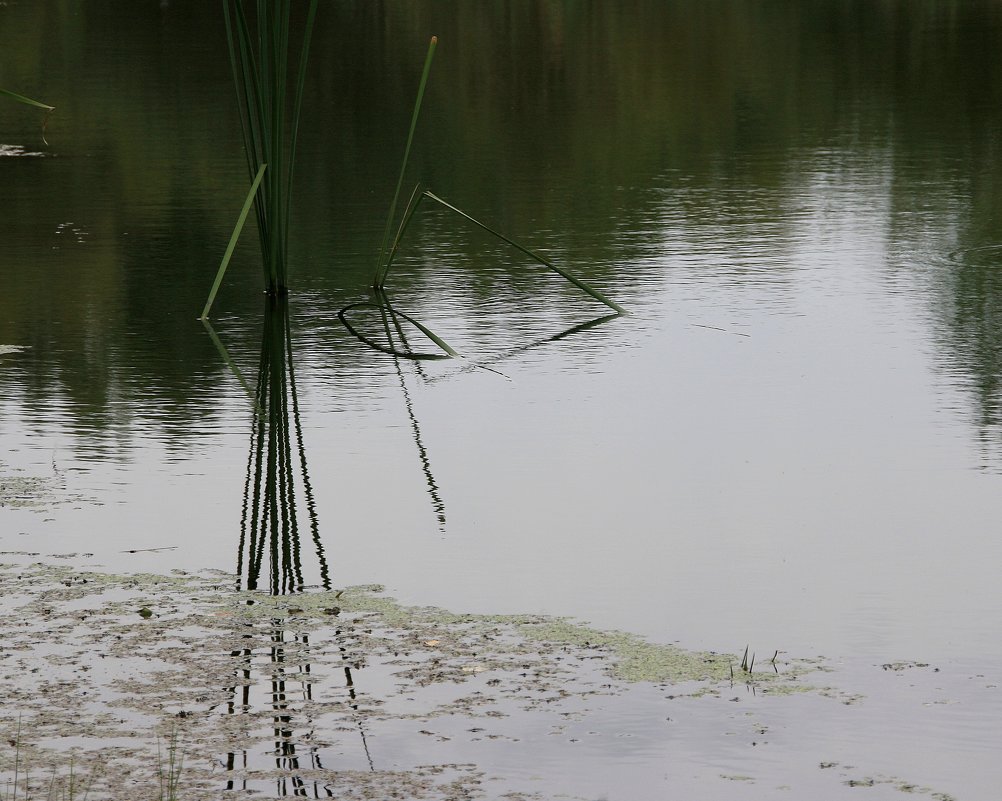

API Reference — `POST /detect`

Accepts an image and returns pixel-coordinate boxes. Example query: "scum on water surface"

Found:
[1,458,90,511]
[0,560,843,799]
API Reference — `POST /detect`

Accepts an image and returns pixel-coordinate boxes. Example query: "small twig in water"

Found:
[692,323,751,338]
[119,547,179,554]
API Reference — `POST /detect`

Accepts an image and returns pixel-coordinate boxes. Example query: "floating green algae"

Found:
[516,619,734,683]
[0,561,859,801]
[0,563,821,690]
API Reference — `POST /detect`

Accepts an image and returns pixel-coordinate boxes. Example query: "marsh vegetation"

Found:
[2,2,1002,799]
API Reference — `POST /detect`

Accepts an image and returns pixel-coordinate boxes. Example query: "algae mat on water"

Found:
[1,455,88,512]
[0,561,954,800]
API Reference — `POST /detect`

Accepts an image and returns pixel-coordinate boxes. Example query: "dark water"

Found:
[3,2,1002,797]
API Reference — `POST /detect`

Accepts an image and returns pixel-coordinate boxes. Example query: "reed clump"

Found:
[222,0,319,296]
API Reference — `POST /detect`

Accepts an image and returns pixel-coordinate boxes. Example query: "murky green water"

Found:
[2,2,1002,798]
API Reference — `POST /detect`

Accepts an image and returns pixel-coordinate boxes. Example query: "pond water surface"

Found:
[2,2,1002,799]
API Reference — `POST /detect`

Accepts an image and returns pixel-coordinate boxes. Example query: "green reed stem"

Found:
[284,0,319,265]
[0,88,53,111]
[202,162,268,320]
[374,36,438,288]
[375,289,459,357]
[380,183,426,280]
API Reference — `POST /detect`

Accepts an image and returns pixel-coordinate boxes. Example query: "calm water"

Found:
[3,1,1002,797]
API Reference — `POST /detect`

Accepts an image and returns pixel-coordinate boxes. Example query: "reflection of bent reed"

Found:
[338,301,453,360]
[238,297,330,594]
[425,312,621,384]
[339,297,621,531]
[352,292,447,529]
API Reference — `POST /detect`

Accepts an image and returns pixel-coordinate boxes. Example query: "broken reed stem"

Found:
[421,191,627,314]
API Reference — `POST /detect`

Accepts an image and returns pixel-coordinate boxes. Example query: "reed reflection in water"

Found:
[203,295,622,794]
[237,298,330,594]
[207,300,374,795]
[339,290,623,531]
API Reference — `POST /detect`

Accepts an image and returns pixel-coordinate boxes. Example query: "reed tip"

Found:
[431,35,438,44]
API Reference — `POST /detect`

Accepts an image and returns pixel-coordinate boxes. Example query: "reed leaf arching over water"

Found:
[0,87,53,112]
[222,0,319,296]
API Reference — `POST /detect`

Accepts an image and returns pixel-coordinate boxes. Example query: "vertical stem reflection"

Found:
[239,296,328,593]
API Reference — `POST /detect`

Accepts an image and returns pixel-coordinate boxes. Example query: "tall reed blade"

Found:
[374,36,438,288]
